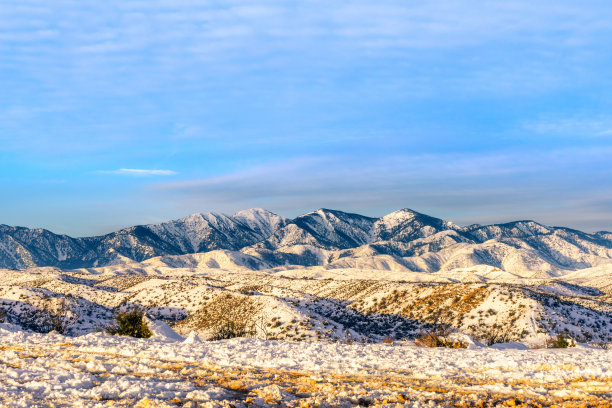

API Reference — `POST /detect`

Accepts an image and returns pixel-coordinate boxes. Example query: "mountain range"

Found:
[1,208,611,275]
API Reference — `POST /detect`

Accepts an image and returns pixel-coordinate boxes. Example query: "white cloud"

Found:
[3,1,610,79]
[101,168,177,176]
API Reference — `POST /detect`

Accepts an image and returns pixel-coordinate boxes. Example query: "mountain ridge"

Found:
[1,207,611,274]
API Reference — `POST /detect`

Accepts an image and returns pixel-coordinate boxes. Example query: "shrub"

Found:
[482,329,514,346]
[546,333,575,348]
[107,308,152,338]
[46,296,76,334]
[210,319,253,341]
[20,296,77,334]
[415,324,468,348]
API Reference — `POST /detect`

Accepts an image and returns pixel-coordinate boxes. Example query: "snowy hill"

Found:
[0,262,610,345]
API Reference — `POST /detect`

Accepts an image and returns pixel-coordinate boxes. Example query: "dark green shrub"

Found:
[546,333,574,348]
[107,308,152,338]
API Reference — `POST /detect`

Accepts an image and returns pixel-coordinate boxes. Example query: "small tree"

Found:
[107,308,152,338]
[210,319,253,341]
[32,295,77,334]
[49,296,76,334]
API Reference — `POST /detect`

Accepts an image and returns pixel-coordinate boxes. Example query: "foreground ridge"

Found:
[0,264,611,345]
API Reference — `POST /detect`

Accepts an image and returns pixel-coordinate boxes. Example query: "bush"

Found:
[482,330,514,346]
[210,319,253,341]
[415,324,468,348]
[107,308,152,338]
[546,333,575,348]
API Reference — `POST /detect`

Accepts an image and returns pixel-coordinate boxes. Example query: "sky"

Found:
[1,0,612,236]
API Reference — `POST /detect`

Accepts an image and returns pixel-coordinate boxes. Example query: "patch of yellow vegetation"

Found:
[134,398,153,408]
[0,345,24,351]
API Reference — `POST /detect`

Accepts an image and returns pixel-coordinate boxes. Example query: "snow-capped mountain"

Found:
[1,208,611,275]
[0,225,93,269]
[0,209,287,269]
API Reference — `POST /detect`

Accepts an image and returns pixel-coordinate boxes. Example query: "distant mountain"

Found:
[0,209,287,269]
[1,208,611,275]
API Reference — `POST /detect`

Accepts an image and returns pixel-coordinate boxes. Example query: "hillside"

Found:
[1,262,610,345]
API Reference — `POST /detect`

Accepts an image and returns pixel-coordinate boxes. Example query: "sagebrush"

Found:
[107,308,152,338]
[546,333,575,348]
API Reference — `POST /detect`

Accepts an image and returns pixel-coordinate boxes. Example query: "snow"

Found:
[183,331,202,344]
[145,318,185,342]
[489,341,531,350]
[0,328,609,407]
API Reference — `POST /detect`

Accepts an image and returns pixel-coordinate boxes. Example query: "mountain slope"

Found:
[254,209,377,251]
[0,225,92,269]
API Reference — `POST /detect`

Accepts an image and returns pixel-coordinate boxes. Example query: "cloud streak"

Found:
[524,116,612,138]
[2,0,611,95]
[100,169,177,176]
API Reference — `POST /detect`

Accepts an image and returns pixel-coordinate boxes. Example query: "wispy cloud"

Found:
[597,129,612,136]
[100,168,177,176]
[2,0,611,96]
[524,116,612,137]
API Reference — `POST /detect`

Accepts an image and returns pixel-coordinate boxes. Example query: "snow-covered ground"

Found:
[1,324,610,407]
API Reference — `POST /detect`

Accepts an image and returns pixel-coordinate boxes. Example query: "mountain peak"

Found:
[232,208,287,235]
[233,208,276,217]
[307,208,344,216]
[378,208,432,226]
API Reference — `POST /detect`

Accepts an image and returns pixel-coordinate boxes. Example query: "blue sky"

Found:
[1,0,612,236]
